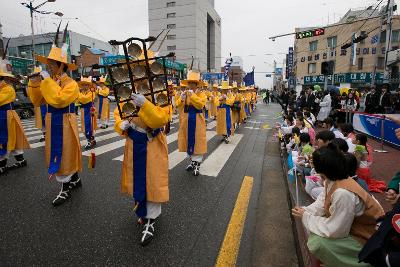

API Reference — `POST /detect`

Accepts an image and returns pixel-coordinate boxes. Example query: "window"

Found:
[377,57,385,69]
[380,30,386,43]
[167,24,176,29]
[7,47,18,57]
[167,45,176,51]
[167,13,176,18]
[167,34,176,40]
[392,30,400,43]
[308,63,316,74]
[360,31,366,44]
[327,36,337,48]
[309,41,318,52]
[358,58,363,70]
[166,2,176,7]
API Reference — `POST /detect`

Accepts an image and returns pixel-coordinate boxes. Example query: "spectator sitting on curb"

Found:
[292,144,384,267]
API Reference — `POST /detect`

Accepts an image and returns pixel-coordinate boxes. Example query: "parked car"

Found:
[14,91,34,119]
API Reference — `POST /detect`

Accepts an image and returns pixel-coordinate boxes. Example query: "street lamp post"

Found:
[21,0,63,66]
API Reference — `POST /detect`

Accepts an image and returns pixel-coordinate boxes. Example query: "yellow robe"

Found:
[39,75,82,176]
[231,93,241,124]
[216,93,235,136]
[239,93,247,121]
[210,91,220,117]
[0,83,30,152]
[114,100,169,202]
[177,91,207,155]
[27,79,46,129]
[96,86,110,120]
[78,91,97,135]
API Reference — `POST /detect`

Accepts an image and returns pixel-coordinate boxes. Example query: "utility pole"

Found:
[383,0,395,84]
[372,14,385,87]
[273,60,277,90]
[21,0,63,67]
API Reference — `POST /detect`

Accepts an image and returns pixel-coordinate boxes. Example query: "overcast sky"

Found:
[1,0,381,88]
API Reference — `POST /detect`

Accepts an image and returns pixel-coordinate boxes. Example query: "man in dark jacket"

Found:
[304,87,316,110]
[365,87,379,114]
[378,86,392,113]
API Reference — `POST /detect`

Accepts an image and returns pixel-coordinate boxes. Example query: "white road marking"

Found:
[168,131,216,169]
[200,134,243,177]
[206,120,217,129]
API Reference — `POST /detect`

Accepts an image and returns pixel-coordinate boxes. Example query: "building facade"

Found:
[294,9,400,89]
[6,31,118,75]
[148,0,221,72]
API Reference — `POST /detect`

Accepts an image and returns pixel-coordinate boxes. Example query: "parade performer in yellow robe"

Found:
[239,85,248,123]
[35,23,82,206]
[96,76,110,129]
[78,77,97,150]
[0,60,30,175]
[114,93,169,246]
[27,66,47,142]
[210,83,219,119]
[231,82,241,130]
[177,71,207,176]
[217,81,235,143]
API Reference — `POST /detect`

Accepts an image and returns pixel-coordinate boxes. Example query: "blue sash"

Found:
[245,103,250,116]
[47,104,75,174]
[204,109,209,120]
[186,106,202,156]
[40,104,47,128]
[82,103,93,139]
[219,104,232,137]
[0,104,12,157]
[98,95,104,120]
[127,127,162,218]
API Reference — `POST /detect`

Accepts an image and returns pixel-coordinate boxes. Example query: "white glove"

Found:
[40,71,50,79]
[222,95,227,99]
[119,120,130,131]
[187,90,194,94]
[180,93,186,99]
[131,94,146,107]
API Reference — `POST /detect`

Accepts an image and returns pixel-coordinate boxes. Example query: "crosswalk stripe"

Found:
[112,130,180,161]
[200,134,243,177]
[82,140,125,156]
[29,127,116,148]
[206,120,217,130]
[168,131,217,169]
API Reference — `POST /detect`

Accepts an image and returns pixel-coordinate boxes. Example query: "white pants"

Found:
[98,118,109,127]
[56,174,73,183]
[0,149,24,161]
[145,202,161,219]
[190,154,203,163]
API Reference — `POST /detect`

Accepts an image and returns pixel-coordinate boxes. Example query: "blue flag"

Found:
[243,70,255,86]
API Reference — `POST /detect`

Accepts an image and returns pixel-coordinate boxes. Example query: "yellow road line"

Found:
[215,176,254,267]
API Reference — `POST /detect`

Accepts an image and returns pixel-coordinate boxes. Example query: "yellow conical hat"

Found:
[219,80,232,90]
[78,76,95,87]
[0,59,16,79]
[180,70,204,86]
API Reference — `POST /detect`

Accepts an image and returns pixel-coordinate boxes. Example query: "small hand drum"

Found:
[156,93,168,106]
[127,43,142,58]
[122,102,136,116]
[117,86,132,99]
[113,68,129,83]
[132,64,146,78]
[150,61,163,75]
[152,77,165,91]
[136,80,150,94]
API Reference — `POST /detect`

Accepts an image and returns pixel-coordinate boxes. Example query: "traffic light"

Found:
[321,61,334,75]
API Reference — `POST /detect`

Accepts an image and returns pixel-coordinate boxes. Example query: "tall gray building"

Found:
[148,0,221,72]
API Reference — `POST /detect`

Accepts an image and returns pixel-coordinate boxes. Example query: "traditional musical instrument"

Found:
[97,36,174,119]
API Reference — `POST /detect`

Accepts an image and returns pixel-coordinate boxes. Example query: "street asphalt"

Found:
[0,102,291,266]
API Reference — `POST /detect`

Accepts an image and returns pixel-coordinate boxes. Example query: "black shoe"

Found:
[140,219,155,246]
[0,159,7,175]
[52,182,71,206]
[193,162,200,176]
[224,136,229,144]
[8,159,27,170]
[185,161,194,171]
[39,137,45,142]
[91,139,97,146]
[100,125,107,129]
[69,173,82,190]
